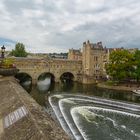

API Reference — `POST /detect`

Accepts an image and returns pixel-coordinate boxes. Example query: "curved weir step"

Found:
[49,94,140,140]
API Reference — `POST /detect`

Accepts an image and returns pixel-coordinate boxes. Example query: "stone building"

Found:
[68,49,82,61]
[68,40,109,83]
[82,40,109,83]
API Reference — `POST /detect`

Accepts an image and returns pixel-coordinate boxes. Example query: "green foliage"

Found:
[10,43,28,57]
[106,80,113,86]
[106,50,135,82]
[133,50,140,82]
[1,58,15,68]
[105,80,117,86]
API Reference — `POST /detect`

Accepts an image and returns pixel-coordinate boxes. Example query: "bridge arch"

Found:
[38,72,55,82]
[37,72,55,91]
[15,72,32,84]
[60,72,74,83]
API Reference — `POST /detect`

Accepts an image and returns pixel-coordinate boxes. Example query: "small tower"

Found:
[82,40,92,76]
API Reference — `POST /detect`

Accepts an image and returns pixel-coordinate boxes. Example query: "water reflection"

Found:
[20,80,32,93]
[37,78,51,91]
[15,72,32,92]
[18,77,140,106]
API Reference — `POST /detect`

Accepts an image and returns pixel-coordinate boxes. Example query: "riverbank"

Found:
[97,82,140,91]
[0,76,70,140]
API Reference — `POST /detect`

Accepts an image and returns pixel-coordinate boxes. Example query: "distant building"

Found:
[68,49,82,60]
[127,48,138,53]
[27,53,49,58]
[48,53,68,59]
[108,47,138,53]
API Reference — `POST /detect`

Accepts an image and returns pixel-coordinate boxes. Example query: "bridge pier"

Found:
[32,79,37,85]
[55,78,61,83]
[82,75,96,84]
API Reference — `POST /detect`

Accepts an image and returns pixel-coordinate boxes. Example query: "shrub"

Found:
[1,58,15,68]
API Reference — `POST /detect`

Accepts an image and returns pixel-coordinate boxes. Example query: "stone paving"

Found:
[0,77,70,140]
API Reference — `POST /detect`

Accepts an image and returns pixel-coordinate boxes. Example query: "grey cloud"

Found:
[3,0,36,15]
[0,0,140,53]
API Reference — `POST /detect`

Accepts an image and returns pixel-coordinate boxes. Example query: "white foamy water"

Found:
[58,94,140,112]
[49,94,140,140]
[59,99,84,140]
[48,96,75,139]
[71,106,140,140]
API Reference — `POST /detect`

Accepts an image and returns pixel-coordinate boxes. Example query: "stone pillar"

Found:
[55,78,61,83]
[82,75,96,84]
[32,79,37,85]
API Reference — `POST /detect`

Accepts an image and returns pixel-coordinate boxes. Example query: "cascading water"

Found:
[71,106,140,140]
[49,94,140,140]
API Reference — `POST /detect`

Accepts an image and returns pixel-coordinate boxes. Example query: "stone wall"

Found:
[82,41,109,83]
[14,58,83,83]
[0,77,70,140]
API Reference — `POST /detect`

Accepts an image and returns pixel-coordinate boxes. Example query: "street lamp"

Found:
[1,45,5,58]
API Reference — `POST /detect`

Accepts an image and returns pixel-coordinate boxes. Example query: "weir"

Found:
[49,94,140,140]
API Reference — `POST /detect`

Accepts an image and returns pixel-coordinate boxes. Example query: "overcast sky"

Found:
[0,0,140,53]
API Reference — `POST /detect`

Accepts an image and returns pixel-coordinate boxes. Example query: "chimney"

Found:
[87,40,90,44]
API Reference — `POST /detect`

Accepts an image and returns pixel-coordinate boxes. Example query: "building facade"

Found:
[82,40,109,83]
[68,49,82,61]
[68,40,109,83]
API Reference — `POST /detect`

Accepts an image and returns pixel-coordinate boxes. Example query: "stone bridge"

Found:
[14,58,83,84]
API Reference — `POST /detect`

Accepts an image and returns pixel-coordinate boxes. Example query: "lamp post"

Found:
[1,45,5,58]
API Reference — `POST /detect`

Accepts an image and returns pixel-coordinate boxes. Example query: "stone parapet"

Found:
[0,77,70,140]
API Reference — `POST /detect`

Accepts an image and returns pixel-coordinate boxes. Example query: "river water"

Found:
[21,78,140,140]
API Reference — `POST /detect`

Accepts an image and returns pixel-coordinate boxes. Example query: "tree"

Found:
[106,49,134,82]
[10,43,28,57]
[133,50,140,82]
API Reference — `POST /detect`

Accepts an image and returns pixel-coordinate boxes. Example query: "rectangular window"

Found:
[94,56,98,61]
